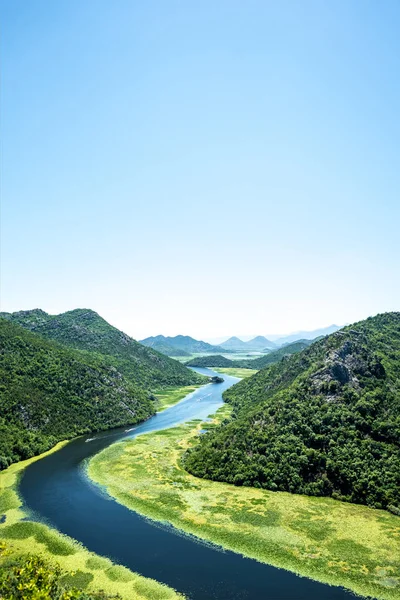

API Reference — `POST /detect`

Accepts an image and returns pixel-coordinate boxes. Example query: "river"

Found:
[19,368,355,600]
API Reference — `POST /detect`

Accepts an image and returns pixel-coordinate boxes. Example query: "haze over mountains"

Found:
[219,336,277,352]
[210,325,342,347]
[140,335,228,356]
[140,326,342,357]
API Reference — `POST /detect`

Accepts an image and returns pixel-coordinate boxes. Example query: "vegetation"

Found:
[184,313,400,510]
[0,549,119,600]
[185,341,313,369]
[0,309,205,390]
[153,385,203,412]
[140,334,228,356]
[185,355,234,368]
[0,446,183,600]
[248,339,313,369]
[0,319,159,469]
[88,408,400,600]
[213,368,258,379]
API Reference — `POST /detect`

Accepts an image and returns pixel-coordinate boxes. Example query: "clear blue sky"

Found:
[1,0,399,339]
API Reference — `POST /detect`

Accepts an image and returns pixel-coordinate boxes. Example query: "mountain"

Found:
[219,336,251,351]
[246,336,277,350]
[219,335,276,352]
[184,313,400,510]
[0,309,204,390]
[138,336,191,357]
[0,318,153,469]
[140,334,227,355]
[274,325,341,346]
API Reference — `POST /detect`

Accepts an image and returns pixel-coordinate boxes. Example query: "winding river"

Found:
[20,368,355,600]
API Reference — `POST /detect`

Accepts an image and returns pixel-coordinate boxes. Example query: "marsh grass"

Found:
[153,384,203,412]
[213,367,258,378]
[0,440,184,599]
[88,407,400,600]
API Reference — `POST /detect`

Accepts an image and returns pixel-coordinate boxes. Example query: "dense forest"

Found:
[0,319,156,468]
[0,309,204,389]
[185,355,235,368]
[184,313,400,510]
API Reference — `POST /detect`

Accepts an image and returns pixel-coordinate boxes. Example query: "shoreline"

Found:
[87,405,400,600]
[0,410,191,599]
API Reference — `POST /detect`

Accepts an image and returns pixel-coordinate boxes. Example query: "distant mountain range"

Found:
[219,335,276,352]
[215,325,342,350]
[140,334,228,356]
[186,339,314,369]
[271,324,341,346]
[139,326,341,358]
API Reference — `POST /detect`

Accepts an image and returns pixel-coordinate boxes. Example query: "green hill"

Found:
[185,355,235,368]
[0,319,154,469]
[185,341,313,369]
[0,309,204,390]
[184,313,400,510]
[248,339,313,368]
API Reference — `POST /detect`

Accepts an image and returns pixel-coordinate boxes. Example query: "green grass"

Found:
[88,407,400,600]
[213,367,258,378]
[0,441,183,599]
[153,384,204,412]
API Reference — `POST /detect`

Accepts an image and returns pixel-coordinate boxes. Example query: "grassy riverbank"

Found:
[213,367,258,378]
[88,406,400,600]
[0,441,184,599]
[154,384,204,412]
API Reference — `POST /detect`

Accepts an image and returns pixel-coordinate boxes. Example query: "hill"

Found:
[249,340,314,368]
[0,318,154,468]
[0,309,204,390]
[185,355,235,368]
[184,313,400,510]
[185,341,312,369]
[140,334,227,355]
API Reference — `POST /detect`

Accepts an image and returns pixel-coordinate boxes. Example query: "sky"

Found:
[1,0,399,340]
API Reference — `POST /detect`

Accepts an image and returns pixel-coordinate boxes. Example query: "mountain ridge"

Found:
[0,309,204,390]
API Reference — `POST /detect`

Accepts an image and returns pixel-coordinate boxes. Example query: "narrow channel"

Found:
[19,368,356,600]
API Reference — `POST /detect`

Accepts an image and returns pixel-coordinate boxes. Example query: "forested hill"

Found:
[0,309,204,389]
[184,312,400,510]
[186,355,235,368]
[248,339,314,369]
[0,319,154,469]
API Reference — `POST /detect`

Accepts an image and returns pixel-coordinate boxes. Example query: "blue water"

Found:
[19,368,357,600]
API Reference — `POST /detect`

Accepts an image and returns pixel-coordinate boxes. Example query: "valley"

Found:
[0,310,399,600]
